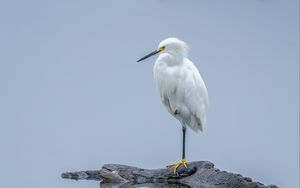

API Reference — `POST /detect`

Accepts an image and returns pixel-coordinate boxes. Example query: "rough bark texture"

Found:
[61,161,278,188]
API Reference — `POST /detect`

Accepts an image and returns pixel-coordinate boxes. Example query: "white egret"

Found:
[137,38,208,174]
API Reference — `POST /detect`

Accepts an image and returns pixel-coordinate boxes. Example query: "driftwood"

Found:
[61,161,278,188]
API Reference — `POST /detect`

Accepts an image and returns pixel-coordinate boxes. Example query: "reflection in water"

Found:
[100,182,190,188]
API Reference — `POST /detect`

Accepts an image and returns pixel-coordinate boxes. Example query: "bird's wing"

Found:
[180,59,209,132]
[161,95,174,115]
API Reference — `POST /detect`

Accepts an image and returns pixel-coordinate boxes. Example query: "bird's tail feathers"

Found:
[187,115,203,133]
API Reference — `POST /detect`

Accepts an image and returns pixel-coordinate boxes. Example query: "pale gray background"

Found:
[0,0,299,188]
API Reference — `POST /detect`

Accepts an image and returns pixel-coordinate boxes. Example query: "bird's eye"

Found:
[159,46,166,51]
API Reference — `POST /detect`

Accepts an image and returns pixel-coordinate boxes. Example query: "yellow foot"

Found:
[167,159,188,174]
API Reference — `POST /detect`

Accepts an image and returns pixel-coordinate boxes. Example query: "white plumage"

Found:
[153,38,208,133]
[137,37,208,173]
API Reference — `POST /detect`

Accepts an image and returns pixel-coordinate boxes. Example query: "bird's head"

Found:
[158,38,188,57]
[137,37,188,62]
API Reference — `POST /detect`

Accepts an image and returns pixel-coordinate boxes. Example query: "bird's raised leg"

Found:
[167,126,188,174]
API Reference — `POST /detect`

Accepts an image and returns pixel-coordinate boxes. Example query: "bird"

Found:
[137,37,208,174]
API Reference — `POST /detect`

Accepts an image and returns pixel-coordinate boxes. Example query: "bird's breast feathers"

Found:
[154,58,208,132]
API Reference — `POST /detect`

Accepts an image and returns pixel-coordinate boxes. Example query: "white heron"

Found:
[137,37,208,174]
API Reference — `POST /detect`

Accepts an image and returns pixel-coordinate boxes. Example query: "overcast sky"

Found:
[0,0,299,188]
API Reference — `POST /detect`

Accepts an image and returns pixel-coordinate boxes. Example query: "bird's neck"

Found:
[157,52,184,66]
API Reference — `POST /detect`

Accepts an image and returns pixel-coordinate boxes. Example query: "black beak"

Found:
[137,50,160,62]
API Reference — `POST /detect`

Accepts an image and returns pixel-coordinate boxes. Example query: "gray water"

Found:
[0,1,299,188]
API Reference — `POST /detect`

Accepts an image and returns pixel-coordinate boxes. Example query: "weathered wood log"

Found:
[61,161,278,188]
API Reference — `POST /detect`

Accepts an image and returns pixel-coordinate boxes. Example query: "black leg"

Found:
[182,127,186,160]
